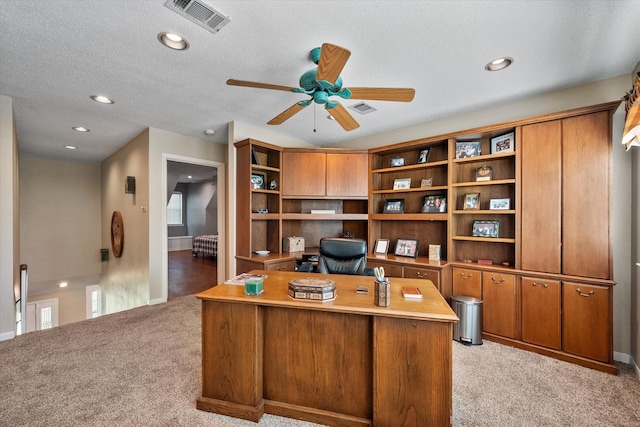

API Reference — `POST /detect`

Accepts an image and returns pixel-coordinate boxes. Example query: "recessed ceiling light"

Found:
[158,32,189,50]
[90,95,114,104]
[187,175,192,179]
[64,145,78,150]
[58,281,68,288]
[485,57,513,71]
[72,126,90,132]
[204,129,215,136]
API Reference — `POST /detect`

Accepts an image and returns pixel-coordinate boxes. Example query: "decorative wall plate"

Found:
[111,211,124,258]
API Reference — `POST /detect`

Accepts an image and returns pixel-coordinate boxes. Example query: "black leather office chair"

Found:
[316,237,374,276]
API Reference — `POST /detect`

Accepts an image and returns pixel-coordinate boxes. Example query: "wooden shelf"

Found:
[452,179,516,187]
[452,235,516,243]
[452,210,516,215]
[371,185,448,195]
[282,213,367,220]
[452,151,516,164]
[371,159,448,173]
[369,213,447,221]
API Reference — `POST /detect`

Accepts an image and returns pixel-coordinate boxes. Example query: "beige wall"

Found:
[0,95,20,340]
[632,146,639,373]
[19,157,102,286]
[29,287,87,326]
[148,128,227,304]
[100,129,150,314]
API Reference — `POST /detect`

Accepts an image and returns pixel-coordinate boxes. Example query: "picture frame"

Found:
[250,173,265,189]
[463,193,481,210]
[251,146,259,165]
[383,199,404,214]
[373,239,390,254]
[390,157,405,167]
[422,195,447,213]
[475,165,493,182]
[472,220,500,238]
[490,198,511,210]
[394,238,419,258]
[393,177,411,190]
[491,132,515,154]
[455,141,481,159]
[420,177,433,188]
[417,148,430,164]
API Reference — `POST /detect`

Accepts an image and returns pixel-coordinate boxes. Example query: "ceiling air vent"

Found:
[164,0,231,34]
[348,102,377,115]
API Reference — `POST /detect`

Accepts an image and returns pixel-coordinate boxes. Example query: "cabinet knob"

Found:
[460,273,473,279]
[416,272,428,279]
[491,277,505,284]
[576,288,594,297]
[532,281,548,288]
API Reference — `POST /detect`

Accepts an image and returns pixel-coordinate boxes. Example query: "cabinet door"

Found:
[521,120,562,273]
[282,152,326,196]
[367,260,403,278]
[481,272,517,339]
[562,112,611,279]
[562,282,611,363]
[404,267,440,288]
[521,277,561,349]
[326,153,368,197]
[452,268,481,299]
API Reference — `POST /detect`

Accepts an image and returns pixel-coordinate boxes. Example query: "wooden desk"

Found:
[196,270,458,426]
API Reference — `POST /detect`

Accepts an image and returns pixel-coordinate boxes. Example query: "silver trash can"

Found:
[451,295,483,345]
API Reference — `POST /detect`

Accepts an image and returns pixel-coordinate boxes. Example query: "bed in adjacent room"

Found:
[192,235,218,258]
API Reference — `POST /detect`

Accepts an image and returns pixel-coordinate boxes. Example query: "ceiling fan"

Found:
[227,43,415,131]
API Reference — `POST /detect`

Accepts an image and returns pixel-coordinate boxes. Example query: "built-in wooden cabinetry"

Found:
[234,101,619,373]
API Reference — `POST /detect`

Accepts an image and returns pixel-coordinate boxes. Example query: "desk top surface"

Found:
[196,270,457,323]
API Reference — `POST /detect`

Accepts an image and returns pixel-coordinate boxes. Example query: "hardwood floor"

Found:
[168,250,218,299]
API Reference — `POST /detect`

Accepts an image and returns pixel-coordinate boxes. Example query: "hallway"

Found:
[168,250,217,299]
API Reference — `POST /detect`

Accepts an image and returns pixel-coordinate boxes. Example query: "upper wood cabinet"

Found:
[521,120,562,273]
[521,111,612,279]
[282,150,368,198]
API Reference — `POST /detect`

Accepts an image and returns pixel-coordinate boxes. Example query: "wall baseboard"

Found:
[148,298,166,306]
[631,356,640,381]
[168,236,193,252]
[0,330,15,341]
[614,351,631,364]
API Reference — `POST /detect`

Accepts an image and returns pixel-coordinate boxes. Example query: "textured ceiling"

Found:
[1,0,639,165]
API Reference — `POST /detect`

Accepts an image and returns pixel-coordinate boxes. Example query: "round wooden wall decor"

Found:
[111,211,124,258]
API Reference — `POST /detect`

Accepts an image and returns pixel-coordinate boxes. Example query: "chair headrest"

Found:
[319,238,367,259]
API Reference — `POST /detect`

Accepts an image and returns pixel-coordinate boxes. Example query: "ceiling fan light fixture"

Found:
[485,57,513,71]
[158,32,189,50]
[90,95,114,104]
[327,114,335,120]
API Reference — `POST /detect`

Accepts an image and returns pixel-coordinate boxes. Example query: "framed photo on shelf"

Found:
[251,146,259,165]
[420,177,433,188]
[390,157,405,167]
[490,198,511,210]
[383,199,405,214]
[463,193,481,210]
[475,165,493,181]
[455,141,481,159]
[393,178,411,190]
[250,173,265,189]
[373,239,390,254]
[422,195,447,213]
[491,132,515,154]
[417,148,430,164]
[394,238,419,258]
[472,220,500,238]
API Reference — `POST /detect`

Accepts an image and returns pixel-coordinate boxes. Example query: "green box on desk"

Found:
[245,277,264,296]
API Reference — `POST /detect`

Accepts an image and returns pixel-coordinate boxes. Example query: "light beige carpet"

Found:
[0,294,638,426]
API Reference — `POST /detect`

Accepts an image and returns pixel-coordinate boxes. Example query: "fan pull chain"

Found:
[313,102,317,132]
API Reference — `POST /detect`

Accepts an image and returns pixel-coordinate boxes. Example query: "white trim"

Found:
[632,356,640,381]
[614,351,631,364]
[148,297,165,306]
[162,154,226,301]
[0,331,15,341]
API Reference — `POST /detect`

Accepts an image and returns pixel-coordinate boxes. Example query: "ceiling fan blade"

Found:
[226,79,297,92]
[347,87,416,102]
[327,103,360,131]
[316,43,351,85]
[267,102,308,125]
